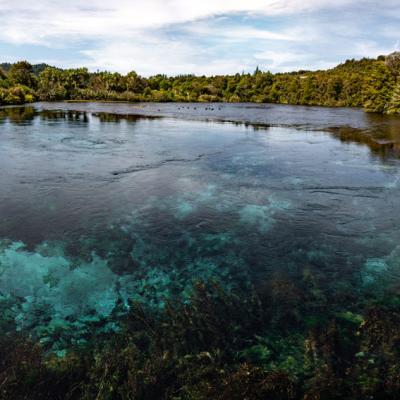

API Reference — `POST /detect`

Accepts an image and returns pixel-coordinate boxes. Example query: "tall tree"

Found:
[8,61,37,88]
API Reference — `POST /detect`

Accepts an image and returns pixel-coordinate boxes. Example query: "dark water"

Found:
[0,102,400,353]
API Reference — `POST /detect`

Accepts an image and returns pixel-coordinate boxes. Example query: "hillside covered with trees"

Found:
[1,53,400,114]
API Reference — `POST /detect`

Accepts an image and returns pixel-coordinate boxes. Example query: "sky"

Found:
[0,0,399,76]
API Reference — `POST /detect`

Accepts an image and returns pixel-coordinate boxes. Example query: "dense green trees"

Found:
[0,55,400,115]
[384,52,400,114]
[387,83,400,114]
[0,61,36,104]
[8,61,37,88]
[385,51,400,76]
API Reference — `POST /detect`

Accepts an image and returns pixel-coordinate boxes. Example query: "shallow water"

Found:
[0,102,400,352]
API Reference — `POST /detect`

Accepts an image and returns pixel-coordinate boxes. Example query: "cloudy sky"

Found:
[0,0,399,76]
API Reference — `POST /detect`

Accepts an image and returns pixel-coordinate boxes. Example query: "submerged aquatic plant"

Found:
[0,277,399,399]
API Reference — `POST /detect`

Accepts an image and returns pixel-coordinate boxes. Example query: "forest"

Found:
[1,53,400,114]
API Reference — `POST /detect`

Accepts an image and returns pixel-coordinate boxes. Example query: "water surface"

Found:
[1,102,399,352]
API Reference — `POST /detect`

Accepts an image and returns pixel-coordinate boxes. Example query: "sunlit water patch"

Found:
[1,104,400,352]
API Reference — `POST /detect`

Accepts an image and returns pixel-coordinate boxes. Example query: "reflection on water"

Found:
[2,103,400,158]
[0,103,400,355]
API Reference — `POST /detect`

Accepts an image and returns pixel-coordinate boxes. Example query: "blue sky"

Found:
[0,0,399,76]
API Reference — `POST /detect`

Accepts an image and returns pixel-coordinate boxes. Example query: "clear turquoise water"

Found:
[0,103,399,353]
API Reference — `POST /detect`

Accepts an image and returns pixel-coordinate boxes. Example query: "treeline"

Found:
[1,54,400,114]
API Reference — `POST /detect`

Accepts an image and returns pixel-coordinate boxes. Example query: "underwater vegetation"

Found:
[0,217,399,399]
[1,281,400,399]
[0,221,399,399]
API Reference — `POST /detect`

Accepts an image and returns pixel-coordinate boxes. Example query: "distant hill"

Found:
[0,63,54,75]
[0,63,11,72]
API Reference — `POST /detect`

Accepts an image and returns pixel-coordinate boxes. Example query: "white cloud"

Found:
[0,0,365,44]
[254,50,335,72]
[353,40,399,58]
[182,24,304,42]
[0,0,398,75]
[81,38,253,76]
